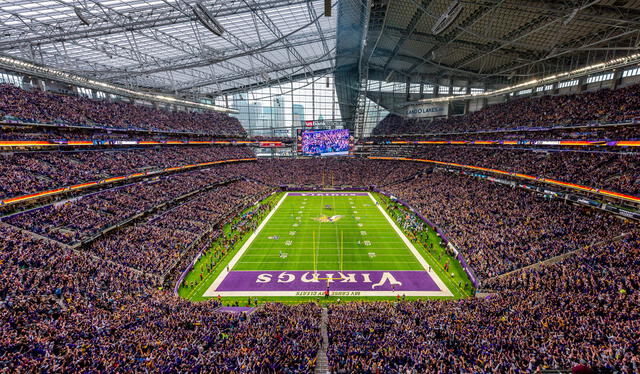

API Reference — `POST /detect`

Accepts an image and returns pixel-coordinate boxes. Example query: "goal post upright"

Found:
[340,230,344,273]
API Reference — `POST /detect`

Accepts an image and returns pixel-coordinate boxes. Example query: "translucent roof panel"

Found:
[0,0,337,96]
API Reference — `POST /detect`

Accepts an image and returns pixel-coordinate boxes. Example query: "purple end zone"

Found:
[215,271,441,292]
[287,192,369,196]
[218,307,255,313]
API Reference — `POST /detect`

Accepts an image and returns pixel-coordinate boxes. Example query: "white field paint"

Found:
[204,192,453,297]
[205,192,288,296]
[367,192,452,297]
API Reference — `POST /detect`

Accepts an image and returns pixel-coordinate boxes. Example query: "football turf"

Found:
[180,191,472,302]
[233,192,424,272]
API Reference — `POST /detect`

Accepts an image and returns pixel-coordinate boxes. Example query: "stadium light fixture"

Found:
[193,2,225,37]
[431,0,463,36]
[74,7,91,26]
[416,52,640,104]
[0,55,237,114]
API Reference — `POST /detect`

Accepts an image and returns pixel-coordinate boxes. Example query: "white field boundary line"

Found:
[206,291,451,297]
[204,192,289,297]
[238,254,417,258]
[205,192,452,298]
[367,192,453,297]
[244,242,414,246]
[235,260,417,264]
[241,245,420,248]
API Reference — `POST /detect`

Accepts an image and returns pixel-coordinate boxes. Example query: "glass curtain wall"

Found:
[222,74,342,137]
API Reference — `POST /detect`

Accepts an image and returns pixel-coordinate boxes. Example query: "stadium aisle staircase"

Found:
[315,307,329,374]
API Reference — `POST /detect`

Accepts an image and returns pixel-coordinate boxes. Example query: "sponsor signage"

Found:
[405,103,449,118]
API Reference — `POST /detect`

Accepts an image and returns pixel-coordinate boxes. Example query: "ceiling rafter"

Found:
[240,0,314,76]
[0,0,308,49]
[99,30,336,80]
[0,0,337,96]
[381,0,432,74]
[174,47,335,91]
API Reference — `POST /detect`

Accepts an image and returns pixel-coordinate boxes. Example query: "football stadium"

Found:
[0,0,638,372]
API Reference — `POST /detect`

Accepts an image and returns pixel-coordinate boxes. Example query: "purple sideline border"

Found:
[374,188,480,288]
[215,271,442,292]
[218,306,255,313]
[175,188,480,295]
[287,192,369,196]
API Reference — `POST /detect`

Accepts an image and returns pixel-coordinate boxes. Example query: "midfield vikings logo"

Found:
[312,215,343,223]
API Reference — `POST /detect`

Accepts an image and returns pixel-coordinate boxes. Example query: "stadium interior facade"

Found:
[1,0,639,372]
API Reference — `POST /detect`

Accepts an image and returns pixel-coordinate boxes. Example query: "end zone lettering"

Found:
[214,270,442,293]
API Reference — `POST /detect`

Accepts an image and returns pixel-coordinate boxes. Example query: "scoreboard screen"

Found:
[298,129,352,156]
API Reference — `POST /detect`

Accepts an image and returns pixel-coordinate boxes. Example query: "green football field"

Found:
[233,192,424,272]
[178,191,470,301]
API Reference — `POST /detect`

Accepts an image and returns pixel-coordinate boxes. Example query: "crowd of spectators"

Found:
[83,180,268,275]
[2,144,638,372]
[372,83,640,135]
[3,168,239,244]
[3,154,635,280]
[1,222,319,372]
[328,232,639,373]
[0,84,245,135]
[386,170,634,279]
[366,123,639,141]
[0,145,254,200]
[372,144,640,196]
[0,128,241,142]
[218,158,428,187]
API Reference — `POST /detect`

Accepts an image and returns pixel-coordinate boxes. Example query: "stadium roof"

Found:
[2,0,640,128]
[0,0,336,98]
[357,0,640,88]
[330,0,640,134]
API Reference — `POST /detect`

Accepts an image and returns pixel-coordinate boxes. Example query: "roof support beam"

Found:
[381,0,431,73]
[0,0,309,50]
[240,0,315,76]
[451,14,553,71]
[173,49,335,91]
[216,67,335,97]
[307,0,334,70]
[453,1,607,72]
[402,0,503,75]
[100,30,335,81]
[384,26,540,63]
[488,25,640,79]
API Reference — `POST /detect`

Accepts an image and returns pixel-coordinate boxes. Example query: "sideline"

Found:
[368,193,453,297]
[204,192,289,296]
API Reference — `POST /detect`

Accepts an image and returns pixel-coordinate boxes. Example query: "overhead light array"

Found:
[74,7,91,26]
[0,55,237,114]
[431,1,463,36]
[417,52,640,104]
[193,2,225,36]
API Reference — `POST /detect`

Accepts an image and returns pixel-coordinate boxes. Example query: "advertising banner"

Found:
[405,103,449,118]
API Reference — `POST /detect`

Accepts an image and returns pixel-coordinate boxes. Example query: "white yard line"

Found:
[240,247,416,251]
[367,192,453,297]
[204,192,289,297]
[204,192,453,298]
[209,291,449,297]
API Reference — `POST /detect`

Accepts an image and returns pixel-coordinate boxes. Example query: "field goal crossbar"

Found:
[316,276,345,285]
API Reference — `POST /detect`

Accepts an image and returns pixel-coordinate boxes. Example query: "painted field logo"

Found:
[312,215,343,223]
[210,270,445,296]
